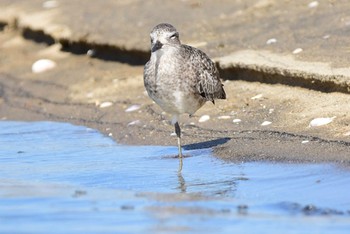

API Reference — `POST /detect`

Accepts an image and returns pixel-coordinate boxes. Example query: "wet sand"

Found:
[0,29,349,165]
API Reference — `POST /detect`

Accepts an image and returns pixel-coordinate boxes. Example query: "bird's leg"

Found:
[174,121,183,172]
[174,121,182,157]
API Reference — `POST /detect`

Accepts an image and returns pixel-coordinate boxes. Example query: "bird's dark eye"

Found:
[170,33,178,39]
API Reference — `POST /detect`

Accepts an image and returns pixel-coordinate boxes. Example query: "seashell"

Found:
[261,121,272,126]
[87,49,96,57]
[308,1,319,8]
[198,115,210,123]
[218,115,231,119]
[32,59,56,73]
[309,117,336,127]
[232,119,242,123]
[251,94,263,100]
[266,38,277,45]
[292,48,303,54]
[127,120,141,126]
[99,101,113,108]
[125,104,141,112]
[301,140,309,144]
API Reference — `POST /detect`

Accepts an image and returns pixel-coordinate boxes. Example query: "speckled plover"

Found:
[144,23,226,171]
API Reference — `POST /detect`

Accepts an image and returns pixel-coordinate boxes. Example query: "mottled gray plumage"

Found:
[143,23,226,171]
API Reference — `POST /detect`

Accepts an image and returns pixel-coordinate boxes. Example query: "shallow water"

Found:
[0,121,349,234]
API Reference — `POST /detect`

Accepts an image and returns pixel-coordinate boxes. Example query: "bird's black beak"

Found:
[151,40,163,52]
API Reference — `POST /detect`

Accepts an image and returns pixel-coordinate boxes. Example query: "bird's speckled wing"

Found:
[143,60,156,98]
[181,45,226,103]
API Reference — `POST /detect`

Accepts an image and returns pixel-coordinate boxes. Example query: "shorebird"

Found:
[144,23,226,171]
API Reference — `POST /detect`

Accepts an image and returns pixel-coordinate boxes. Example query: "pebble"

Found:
[120,205,134,210]
[87,49,96,57]
[269,108,274,114]
[127,120,141,126]
[251,94,263,100]
[198,115,210,123]
[309,117,336,127]
[302,140,309,144]
[125,104,141,112]
[308,1,319,8]
[261,121,272,126]
[99,101,113,108]
[171,129,186,136]
[32,59,56,73]
[292,48,303,54]
[343,131,350,136]
[232,119,242,123]
[266,38,277,45]
[218,115,231,120]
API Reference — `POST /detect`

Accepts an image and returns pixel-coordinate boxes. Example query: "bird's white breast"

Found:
[149,46,205,115]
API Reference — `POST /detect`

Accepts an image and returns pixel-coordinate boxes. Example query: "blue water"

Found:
[0,121,349,234]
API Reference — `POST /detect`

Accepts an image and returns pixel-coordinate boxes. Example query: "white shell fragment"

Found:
[301,140,309,144]
[99,101,113,108]
[232,119,242,123]
[309,116,336,127]
[127,120,141,126]
[198,115,210,123]
[261,121,272,126]
[251,94,263,100]
[308,1,319,8]
[125,104,141,112]
[87,49,96,57]
[266,38,277,45]
[292,48,303,54]
[32,59,56,73]
[218,115,231,120]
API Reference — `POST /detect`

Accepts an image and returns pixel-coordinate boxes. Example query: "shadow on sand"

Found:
[183,137,230,151]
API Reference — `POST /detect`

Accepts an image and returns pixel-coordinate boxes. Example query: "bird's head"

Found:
[149,23,181,52]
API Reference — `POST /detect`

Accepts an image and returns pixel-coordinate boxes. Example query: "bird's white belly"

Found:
[173,90,203,114]
[153,90,204,115]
